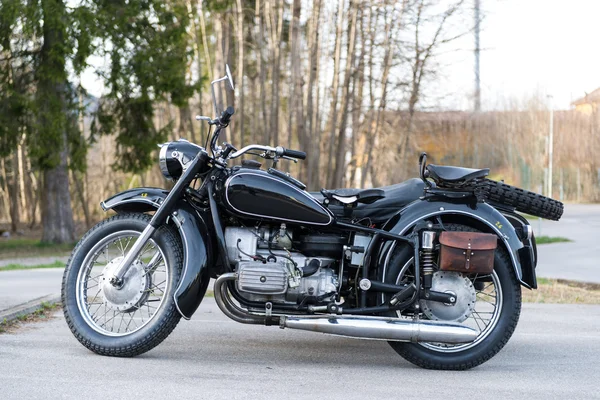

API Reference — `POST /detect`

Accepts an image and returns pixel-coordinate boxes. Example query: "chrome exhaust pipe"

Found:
[280,315,478,344]
[214,272,266,325]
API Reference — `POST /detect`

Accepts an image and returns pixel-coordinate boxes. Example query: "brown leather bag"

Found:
[438,231,497,274]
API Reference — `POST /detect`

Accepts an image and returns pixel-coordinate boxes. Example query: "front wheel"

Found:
[385,224,522,370]
[61,213,183,357]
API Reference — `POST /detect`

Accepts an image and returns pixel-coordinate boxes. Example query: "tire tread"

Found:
[478,179,563,220]
[61,213,183,357]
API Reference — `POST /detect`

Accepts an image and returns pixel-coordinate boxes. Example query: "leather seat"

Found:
[311,178,425,224]
[319,188,385,205]
[427,164,489,183]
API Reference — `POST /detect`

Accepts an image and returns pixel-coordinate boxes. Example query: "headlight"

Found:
[158,139,205,181]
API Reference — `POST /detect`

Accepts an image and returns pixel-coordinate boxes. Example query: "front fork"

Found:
[109,151,210,287]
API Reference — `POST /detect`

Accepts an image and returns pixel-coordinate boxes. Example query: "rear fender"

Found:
[101,188,213,319]
[382,200,536,289]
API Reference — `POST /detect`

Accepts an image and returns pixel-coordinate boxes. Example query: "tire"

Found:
[384,224,522,370]
[61,213,183,357]
[478,179,563,220]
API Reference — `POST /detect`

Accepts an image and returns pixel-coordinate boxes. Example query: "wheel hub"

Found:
[100,257,150,312]
[420,271,476,323]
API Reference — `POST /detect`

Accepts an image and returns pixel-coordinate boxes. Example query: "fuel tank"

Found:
[223,169,333,226]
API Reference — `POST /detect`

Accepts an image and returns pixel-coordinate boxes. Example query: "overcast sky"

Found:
[439,0,600,110]
[80,0,600,112]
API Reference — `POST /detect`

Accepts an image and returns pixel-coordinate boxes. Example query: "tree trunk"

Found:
[178,105,197,143]
[306,0,322,189]
[213,15,227,143]
[235,0,245,148]
[39,0,75,244]
[331,1,358,188]
[71,169,91,229]
[325,0,345,187]
[255,0,268,142]
[41,144,75,243]
[267,0,284,146]
[361,5,377,188]
[363,4,396,188]
[293,0,304,160]
[349,6,366,188]
[8,152,20,233]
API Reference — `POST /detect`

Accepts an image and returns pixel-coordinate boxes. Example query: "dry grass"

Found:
[0,302,60,334]
[523,278,600,304]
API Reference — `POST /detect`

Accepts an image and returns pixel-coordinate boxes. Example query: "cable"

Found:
[267,239,297,268]
[205,125,212,153]
[237,239,265,262]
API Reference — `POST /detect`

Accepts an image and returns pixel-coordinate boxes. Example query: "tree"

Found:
[0,0,93,243]
[91,0,195,174]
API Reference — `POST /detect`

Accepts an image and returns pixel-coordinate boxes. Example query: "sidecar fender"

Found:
[101,188,212,319]
[383,200,536,289]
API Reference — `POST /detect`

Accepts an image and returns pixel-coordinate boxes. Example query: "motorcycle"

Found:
[62,65,563,370]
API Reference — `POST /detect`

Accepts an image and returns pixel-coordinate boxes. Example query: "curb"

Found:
[0,294,61,324]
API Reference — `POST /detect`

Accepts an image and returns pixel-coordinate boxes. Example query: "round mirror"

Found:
[225,64,235,91]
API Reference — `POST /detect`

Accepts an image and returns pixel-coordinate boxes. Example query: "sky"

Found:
[80,0,600,112]
[439,0,600,110]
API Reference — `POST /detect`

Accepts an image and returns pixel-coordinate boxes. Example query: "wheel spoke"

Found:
[77,232,169,336]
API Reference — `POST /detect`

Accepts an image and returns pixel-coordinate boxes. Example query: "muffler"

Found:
[280,315,478,344]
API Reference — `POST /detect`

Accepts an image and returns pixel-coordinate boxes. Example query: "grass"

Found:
[536,236,571,245]
[523,278,600,304]
[0,261,65,271]
[0,302,60,334]
[0,238,75,260]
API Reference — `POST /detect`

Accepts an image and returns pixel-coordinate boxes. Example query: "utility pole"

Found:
[473,0,481,166]
[474,0,481,111]
[547,95,554,198]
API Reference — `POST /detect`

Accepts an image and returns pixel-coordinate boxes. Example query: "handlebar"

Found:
[281,148,306,160]
[228,145,307,161]
[219,106,235,125]
[229,145,277,159]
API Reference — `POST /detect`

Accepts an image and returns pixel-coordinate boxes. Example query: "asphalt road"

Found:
[0,269,64,311]
[534,204,600,283]
[1,298,599,400]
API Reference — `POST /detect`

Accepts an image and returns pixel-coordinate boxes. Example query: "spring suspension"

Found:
[421,231,436,289]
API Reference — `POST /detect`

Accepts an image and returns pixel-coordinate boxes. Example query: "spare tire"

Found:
[477,179,564,221]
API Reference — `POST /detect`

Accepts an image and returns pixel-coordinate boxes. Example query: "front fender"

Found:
[382,200,536,289]
[101,187,168,213]
[101,188,213,319]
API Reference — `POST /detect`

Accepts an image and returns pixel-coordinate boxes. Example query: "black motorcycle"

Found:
[62,65,563,370]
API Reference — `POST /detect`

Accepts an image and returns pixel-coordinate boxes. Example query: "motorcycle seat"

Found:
[319,188,385,205]
[311,178,425,224]
[427,164,489,183]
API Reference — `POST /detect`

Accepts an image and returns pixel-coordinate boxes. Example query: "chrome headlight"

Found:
[158,139,205,181]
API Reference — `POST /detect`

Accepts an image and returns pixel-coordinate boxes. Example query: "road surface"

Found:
[1,299,599,399]
[534,203,600,283]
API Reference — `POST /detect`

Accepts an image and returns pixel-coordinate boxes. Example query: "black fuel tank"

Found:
[224,170,333,225]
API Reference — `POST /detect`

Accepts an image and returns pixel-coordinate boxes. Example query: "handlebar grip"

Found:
[282,148,307,160]
[219,106,235,125]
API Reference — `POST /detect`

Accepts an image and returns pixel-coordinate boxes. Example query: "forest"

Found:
[1,0,598,244]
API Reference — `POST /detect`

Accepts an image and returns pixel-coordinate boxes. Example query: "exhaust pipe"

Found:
[280,315,478,344]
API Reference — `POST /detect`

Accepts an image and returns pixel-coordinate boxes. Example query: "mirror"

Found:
[225,64,235,91]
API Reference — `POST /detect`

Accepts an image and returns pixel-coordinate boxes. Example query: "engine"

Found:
[224,226,343,305]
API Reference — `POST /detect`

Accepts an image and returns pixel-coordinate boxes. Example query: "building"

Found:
[572,88,600,114]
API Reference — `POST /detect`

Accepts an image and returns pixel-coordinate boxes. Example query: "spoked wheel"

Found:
[62,213,183,357]
[384,224,522,370]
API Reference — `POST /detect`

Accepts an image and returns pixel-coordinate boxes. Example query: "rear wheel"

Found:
[384,224,522,370]
[62,213,183,357]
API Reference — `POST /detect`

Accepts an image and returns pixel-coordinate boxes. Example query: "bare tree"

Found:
[305,0,322,189]
[330,0,359,188]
